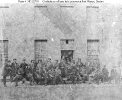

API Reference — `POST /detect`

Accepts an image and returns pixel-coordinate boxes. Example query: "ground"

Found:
[0,81,122,100]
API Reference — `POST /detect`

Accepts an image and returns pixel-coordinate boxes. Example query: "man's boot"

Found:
[3,76,7,87]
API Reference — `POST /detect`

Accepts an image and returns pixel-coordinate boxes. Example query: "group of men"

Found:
[2,58,120,87]
[2,59,28,87]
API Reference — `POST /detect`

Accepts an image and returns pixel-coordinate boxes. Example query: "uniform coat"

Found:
[11,62,18,77]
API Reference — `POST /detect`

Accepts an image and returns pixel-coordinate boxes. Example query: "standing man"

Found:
[70,62,77,84]
[37,60,43,73]
[46,58,53,70]
[19,59,28,83]
[11,59,18,81]
[101,66,109,83]
[53,60,59,69]
[76,58,83,68]
[110,66,120,84]
[30,60,35,74]
[2,60,11,87]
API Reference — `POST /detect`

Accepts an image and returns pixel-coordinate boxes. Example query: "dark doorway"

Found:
[61,50,74,62]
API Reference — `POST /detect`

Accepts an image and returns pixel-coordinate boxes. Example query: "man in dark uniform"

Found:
[47,58,53,70]
[53,60,59,69]
[26,64,34,85]
[14,59,28,86]
[11,59,18,81]
[30,60,35,75]
[19,59,28,83]
[53,66,62,85]
[76,58,83,68]
[32,60,38,78]
[43,58,53,85]
[2,60,11,87]
[43,66,49,85]
[110,66,120,84]
[70,65,77,84]
[101,66,109,83]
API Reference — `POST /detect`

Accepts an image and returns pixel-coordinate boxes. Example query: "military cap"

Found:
[38,60,42,62]
[8,60,11,62]
[55,60,58,62]
[31,60,35,63]
[23,59,26,61]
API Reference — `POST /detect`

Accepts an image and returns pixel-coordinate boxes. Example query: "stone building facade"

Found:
[0,3,122,74]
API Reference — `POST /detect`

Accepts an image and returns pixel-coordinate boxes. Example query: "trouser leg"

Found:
[96,76,100,84]
[15,75,19,86]
[29,75,33,85]
[44,74,48,85]
[22,79,25,84]
[59,76,63,84]
[88,76,91,84]
[14,75,22,87]
[3,76,7,87]
[53,76,56,85]
[45,78,47,85]
[72,75,75,84]
[22,74,26,84]
[56,76,59,84]
[63,77,67,84]
[30,79,33,85]
[15,80,18,86]
[10,74,13,82]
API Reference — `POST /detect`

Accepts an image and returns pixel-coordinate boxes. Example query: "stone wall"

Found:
[0,3,122,72]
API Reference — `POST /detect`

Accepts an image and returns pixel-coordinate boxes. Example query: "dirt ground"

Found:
[0,81,122,100]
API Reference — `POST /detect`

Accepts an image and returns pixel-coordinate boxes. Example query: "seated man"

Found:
[25,64,34,85]
[12,65,24,86]
[70,64,78,84]
[76,58,83,68]
[81,66,88,83]
[53,67,62,85]
[88,67,102,84]
[47,68,55,85]
[12,59,28,86]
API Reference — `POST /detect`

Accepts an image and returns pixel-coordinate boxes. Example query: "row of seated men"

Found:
[2,58,120,87]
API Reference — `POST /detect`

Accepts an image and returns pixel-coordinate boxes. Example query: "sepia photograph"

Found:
[0,0,122,99]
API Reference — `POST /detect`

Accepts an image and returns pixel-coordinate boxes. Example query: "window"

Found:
[0,40,8,63]
[66,40,69,44]
[87,39,100,67]
[35,39,47,62]
[87,39,99,56]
